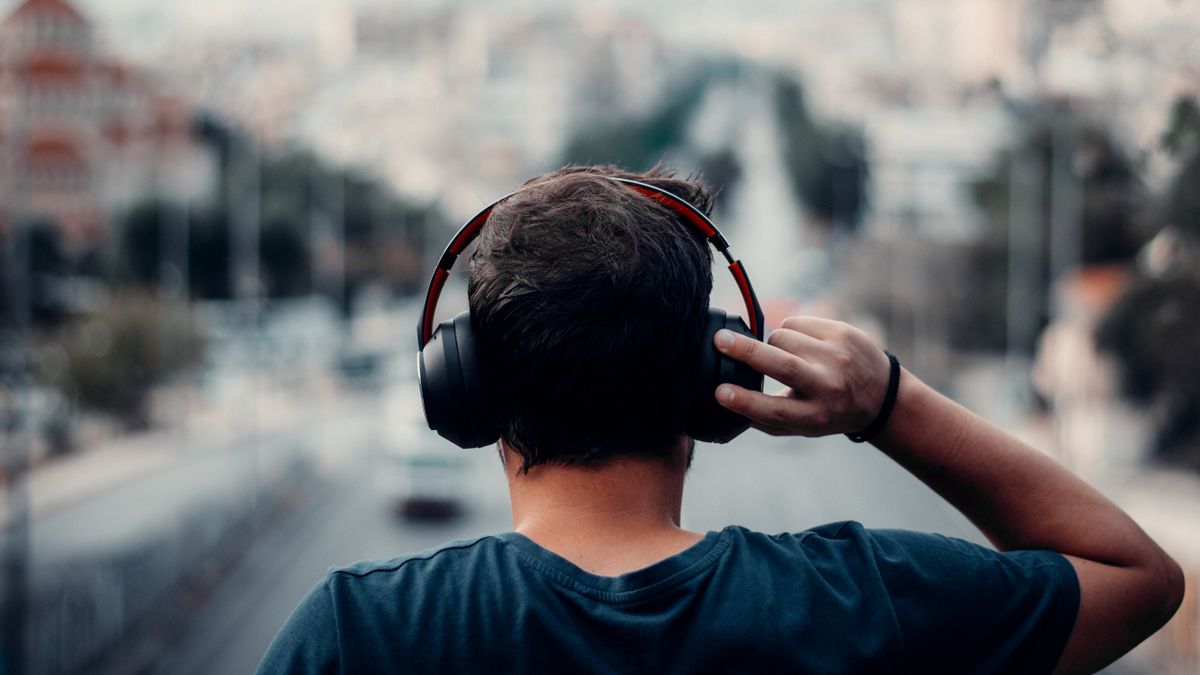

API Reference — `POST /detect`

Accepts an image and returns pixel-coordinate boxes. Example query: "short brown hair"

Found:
[468,165,714,471]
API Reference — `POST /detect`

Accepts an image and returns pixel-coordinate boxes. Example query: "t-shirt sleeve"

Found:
[256,577,341,675]
[849,524,1080,675]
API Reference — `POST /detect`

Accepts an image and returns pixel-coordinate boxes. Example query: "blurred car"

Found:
[376,361,470,519]
[385,450,470,519]
[338,347,385,390]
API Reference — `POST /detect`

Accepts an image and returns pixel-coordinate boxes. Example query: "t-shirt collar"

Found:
[493,527,732,603]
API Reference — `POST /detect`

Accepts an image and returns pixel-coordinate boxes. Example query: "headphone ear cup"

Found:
[688,308,765,443]
[418,311,497,449]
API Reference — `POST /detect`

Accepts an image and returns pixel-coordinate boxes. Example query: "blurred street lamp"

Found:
[0,67,32,675]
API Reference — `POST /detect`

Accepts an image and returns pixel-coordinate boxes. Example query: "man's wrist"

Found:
[869,367,926,452]
[845,351,901,443]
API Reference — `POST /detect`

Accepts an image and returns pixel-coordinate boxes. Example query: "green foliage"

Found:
[0,216,71,328]
[1096,268,1200,467]
[558,61,752,207]
[36,293,204,429]
[117,149,443,302]
[560,71,712,171]
[696,148,742,213]
[773,75,869,232]
[969,115,1149,265]
[1097,96,1200,468]
[1166,154,1200,240]
[118,199,238,299]
[955,108,1149,353]
[259,223,310,298]
[120,199,185,286]
[1160,97,1200,160]
[1163,97,1200,240]
[941,238,1011,352]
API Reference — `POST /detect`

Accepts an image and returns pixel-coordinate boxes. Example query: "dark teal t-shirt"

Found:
[257,522,1079,674]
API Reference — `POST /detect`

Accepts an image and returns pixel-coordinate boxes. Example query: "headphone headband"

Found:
[417,177,764,348]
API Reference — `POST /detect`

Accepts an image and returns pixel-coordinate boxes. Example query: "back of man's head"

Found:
[468,165,715,472]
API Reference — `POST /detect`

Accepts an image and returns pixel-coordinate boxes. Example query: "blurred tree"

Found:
[560,70,712,171]
[559,63,753,214]
[192,111,239,194]
[1159,96,1200,160]
[1096,96,1200,468]
[119,199,243,299]
[697,148,742,213]
[954,108,1149,352]
[119,199,184,287]
[0,217,72,329]
[0,216,70,329]
[259,222,310,298]
[191,112,442,306]
[940,240,1012,352]
[1097,270,1200,468]
[773,76,869,233]
[254,151,315,298]
[124,115,445,306]
[187,207,233,300]
[38,293,203,430]
[1162,97,1200,242]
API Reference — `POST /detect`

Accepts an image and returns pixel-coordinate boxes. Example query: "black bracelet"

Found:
[845,351,900,444]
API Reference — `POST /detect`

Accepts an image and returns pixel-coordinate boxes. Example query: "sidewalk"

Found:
[0,368,342,529]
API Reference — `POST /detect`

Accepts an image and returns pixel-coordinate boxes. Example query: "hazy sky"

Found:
[4,0,863,50]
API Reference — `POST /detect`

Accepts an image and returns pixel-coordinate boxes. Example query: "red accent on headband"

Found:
[621,184,717,238]
[421,268,450,346]
[448,207,494,256]
[729,260,761,338]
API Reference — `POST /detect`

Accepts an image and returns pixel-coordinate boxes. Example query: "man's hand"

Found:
[716,314,1184,674]
[713,317,892,437]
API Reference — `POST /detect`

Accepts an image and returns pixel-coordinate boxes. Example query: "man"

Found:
[258,166,1183,674]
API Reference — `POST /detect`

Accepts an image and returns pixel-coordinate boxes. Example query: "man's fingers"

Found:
[715,384,827,434]
[767,328,837,362]
[715,330,821,389]
[780,316,849,341]
[751,422,796,437]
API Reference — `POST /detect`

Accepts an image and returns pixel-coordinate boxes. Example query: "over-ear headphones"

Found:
[416,177,765,449]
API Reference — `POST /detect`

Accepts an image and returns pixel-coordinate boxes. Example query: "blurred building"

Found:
[304,4,674,216]
[144,3,674,220]
[639,0,1197,241]
[0,0,214,250]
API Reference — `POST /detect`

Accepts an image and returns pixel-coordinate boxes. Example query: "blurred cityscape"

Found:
[1,0,1199,673]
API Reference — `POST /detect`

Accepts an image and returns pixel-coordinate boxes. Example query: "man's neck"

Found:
[503,439,703,576]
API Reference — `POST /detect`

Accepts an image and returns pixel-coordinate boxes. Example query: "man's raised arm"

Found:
[712,316,1185,675]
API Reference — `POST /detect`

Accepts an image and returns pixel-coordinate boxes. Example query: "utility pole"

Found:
[1047,116,1083,467]
[1048,120,1082,301]
[161,195,191,436]
[231,137,262,515]
[331,172,346,330]
[1,224,31,675]
[1006,147,1043,406]
[1,55,32,675]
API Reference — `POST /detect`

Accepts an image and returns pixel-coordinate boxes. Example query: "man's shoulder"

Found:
[738,520,993,558]
[726,520,1062,585]
[727,519,903,555]
[712,520,920,585]
[325,534,507,588]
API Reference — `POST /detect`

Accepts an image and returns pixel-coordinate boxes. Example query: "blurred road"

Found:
[153,393,982,675]
[11,381,391,675]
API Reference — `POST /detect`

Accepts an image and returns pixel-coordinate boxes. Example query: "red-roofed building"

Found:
[0,0,214,248]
